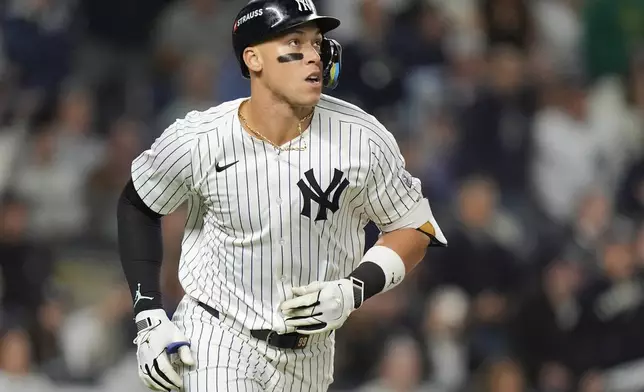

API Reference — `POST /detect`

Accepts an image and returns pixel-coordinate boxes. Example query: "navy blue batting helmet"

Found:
[232,0,343,89]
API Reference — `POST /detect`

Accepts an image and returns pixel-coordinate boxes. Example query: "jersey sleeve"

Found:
[130,121,196,215]
[363,126,425,232]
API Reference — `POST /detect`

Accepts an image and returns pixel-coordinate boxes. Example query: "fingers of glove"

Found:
[144,364,172,391]
[291,281,323,296]
[153,354,183,390]
[139,368,158,391]
[285,315,324,328]
[166,341,189,355]
[295,322,329,334]
[290,286,307,296]
[282,307,317,318]
[168,331,195,366]
[178,345,195,366]
[280,292,320,312]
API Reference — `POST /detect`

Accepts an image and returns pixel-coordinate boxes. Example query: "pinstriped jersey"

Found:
[131,94,444,334]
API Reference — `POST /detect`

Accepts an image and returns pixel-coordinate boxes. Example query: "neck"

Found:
[241,83,315,147]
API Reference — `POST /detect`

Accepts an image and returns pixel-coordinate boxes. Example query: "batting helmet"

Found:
[232,0,343,89]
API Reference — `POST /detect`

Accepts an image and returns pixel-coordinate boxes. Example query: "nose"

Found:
[303,44,321,66]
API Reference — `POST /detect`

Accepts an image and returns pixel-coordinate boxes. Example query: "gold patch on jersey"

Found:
[417,221,436,237]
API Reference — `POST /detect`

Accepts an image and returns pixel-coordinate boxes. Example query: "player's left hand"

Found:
[133,309,195,391]
[280,279,360,334]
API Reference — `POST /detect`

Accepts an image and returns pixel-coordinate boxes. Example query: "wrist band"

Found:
[348,245,406,305]
[361,245,406,292]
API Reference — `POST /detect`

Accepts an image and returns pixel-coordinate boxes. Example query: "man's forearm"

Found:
[375,228,430,271]
[117,179,164,314]
[347,229,430,306]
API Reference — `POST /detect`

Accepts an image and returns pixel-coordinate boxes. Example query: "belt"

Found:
[197,301,310,350]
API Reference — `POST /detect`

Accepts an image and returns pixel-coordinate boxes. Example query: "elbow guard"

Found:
[379,198,448,247]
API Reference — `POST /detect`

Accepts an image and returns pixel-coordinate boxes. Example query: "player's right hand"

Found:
[133,309,195,391]
[280,279,358,334]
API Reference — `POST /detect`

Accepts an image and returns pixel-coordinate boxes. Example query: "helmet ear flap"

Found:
[321,38,342,89]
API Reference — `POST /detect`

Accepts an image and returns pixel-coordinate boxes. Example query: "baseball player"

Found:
[116,0,447,391]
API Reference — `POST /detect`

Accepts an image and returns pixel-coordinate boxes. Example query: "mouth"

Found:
[305,72,322,87]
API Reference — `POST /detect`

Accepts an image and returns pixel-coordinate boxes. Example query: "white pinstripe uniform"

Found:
[131,94,444,391]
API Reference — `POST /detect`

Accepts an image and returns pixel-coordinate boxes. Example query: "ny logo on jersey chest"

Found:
[297,168,349,221]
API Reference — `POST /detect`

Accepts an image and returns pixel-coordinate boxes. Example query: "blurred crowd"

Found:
[1,0,644,391]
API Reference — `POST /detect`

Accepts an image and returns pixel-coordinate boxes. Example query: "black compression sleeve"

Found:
[117,178,164,314]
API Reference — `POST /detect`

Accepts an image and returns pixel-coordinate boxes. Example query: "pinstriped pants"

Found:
[172,295,335,391]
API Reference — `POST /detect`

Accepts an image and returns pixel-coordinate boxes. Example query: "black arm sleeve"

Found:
[117,178,164,314]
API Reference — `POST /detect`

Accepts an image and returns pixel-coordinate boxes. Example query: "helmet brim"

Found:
[305,15,341,34]
[275,15,340,37]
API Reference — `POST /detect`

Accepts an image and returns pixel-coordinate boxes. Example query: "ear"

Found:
[243,46,263,74]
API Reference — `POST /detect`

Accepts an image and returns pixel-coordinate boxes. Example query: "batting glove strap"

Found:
[136,315,161,335]
[349,276,364,309]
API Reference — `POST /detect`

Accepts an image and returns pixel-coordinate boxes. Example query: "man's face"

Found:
[248,23,324,107]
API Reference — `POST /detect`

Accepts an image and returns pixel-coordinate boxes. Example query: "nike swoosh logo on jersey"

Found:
[215,160,239,172]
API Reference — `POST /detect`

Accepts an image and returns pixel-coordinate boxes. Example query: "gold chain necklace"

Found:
[238,102,313,152]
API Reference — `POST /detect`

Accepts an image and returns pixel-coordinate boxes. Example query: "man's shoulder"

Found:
[317,94,372,120]
[171,98,245,137]
[316,94,393,140]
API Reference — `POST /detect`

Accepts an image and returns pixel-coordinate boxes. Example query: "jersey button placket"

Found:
[271,149,288,298]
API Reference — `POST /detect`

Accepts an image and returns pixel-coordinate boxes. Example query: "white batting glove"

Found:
[280,279,363,334]
[133,309,195,391]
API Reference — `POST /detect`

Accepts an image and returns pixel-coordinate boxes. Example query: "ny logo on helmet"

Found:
[295,0,314,12]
